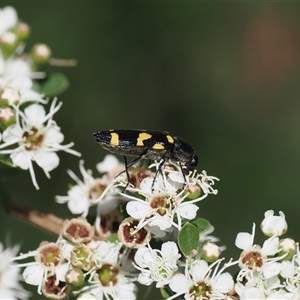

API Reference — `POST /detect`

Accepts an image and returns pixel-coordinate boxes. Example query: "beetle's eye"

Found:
[190,155,198,168]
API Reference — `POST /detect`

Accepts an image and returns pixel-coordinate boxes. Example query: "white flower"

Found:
[236,283,265,300]
[78,293,98,300]
[0,54,47,105]
[260,210,288,237]
[168,258,235,300]
[96,154,123,176]
[235,223,282,280]
[93,240,123,268]
[124,167,207,234]
[0,6,17,37]
[192,170,219,195]
[0,99,80,189]
[11,238,70,295]
[56,158,119,216]
[133,241,180,287]
[281,244,300,296]
[76,241,137,300]
[0,243,30,300]
[235,273,284,299]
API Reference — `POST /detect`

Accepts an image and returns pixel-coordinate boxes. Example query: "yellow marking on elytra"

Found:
[110,132,119,146]
[167,135,174,144]
[153,143,165,150]
[137,132,152,146]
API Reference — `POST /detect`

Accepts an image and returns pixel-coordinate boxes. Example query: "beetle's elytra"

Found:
[93,129,198,189]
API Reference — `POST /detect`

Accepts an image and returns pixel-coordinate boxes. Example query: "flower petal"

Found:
[24,104,46,126]
[35,151,59,172]
[23,265,44,286]
[126,200,152,219]
[235,232,252,250]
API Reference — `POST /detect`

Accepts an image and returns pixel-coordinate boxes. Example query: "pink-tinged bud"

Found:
[0,32,19,57]
[1,87,20,106]
[0,107,15,126]
[186,182,201,200]
[31,43,51,64]
[12,22,30,40]
[65,268,84,287]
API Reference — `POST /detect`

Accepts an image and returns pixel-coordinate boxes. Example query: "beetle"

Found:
[93,129,198,190]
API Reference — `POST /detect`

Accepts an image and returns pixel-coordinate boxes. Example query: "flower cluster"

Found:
[4,5,300,300]
[235,210,300,299]
[0,6,80,189]
[13,217,138,299]
[56,155,219,246]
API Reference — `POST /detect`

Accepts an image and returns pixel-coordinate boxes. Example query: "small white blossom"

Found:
[78,293,98,300]
[76,241,138,300]
[0,54,47,105]
[133,241,180,287]
[168,258,236,300]
[11,238,70,295]
[0,99,80,189]
[56,158,119,216]
[281,244,300,296]
[235,273,284,299]
[0,6,17,37]
[235,223,282,280]
[0,243,30,300]
[260,210,288,237]
[96,154,122,175]
[123,164,214,235]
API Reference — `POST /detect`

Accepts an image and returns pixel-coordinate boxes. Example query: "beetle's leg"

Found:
[178,161,188,187]
[151,159,165,192]
[122,156,131,191]
[115,150,148,191]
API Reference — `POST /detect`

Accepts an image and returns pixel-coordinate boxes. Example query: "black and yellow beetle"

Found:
[93,129,198,189]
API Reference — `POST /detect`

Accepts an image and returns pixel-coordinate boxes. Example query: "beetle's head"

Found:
[173,137,198,171]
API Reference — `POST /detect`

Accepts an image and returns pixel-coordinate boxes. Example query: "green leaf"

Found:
[178,222,200,257]
[192,218,211,233]
[105,233,119,243]
[0,181,11,213]
[39,72,69,97]
[0,155,14,168]
[160,287,171,299]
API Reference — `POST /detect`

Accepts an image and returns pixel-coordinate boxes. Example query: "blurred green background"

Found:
[1,1,300,298]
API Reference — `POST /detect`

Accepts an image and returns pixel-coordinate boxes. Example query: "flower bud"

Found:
[1,87,20,106]
[65,268,84,287]
[261,210,288,237]
[185,182,201,200]
[31,43,51,64]
[12,22,30,40]
[0,107,15,126]
[201,242,221,263]
[0,32,19,57]
[279,238,297,261]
